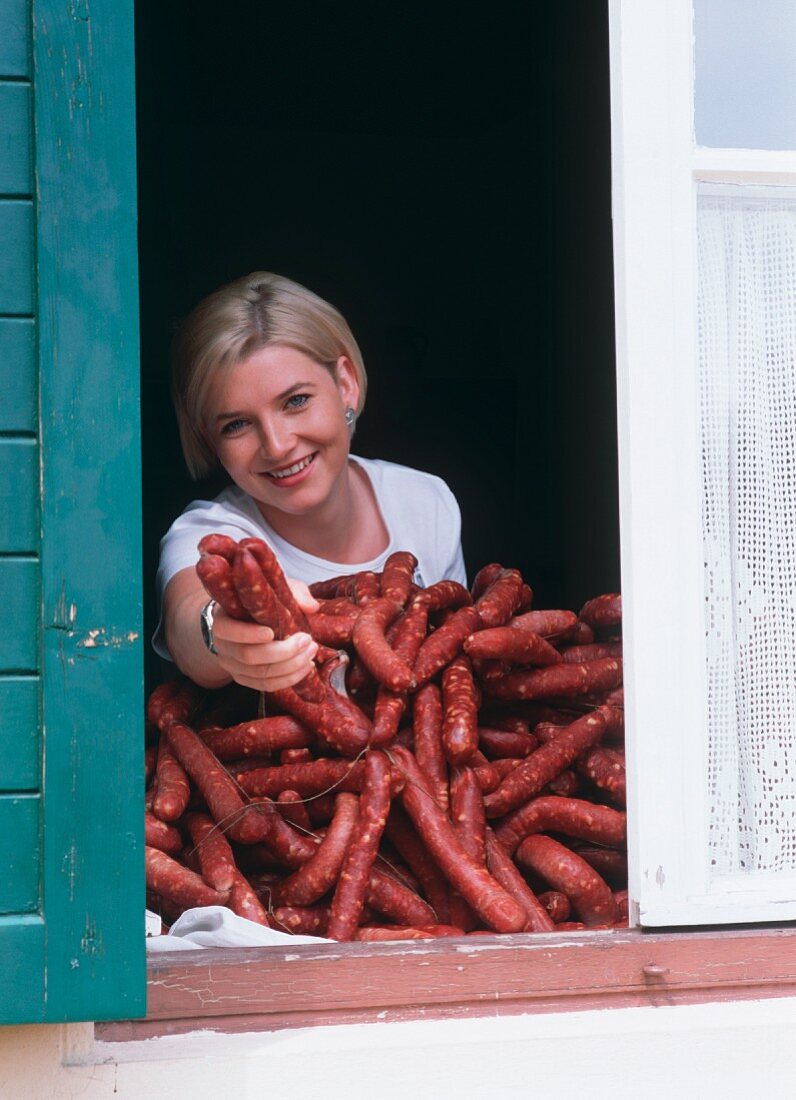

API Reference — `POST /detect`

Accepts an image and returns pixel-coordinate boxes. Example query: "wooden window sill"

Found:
[96,925,796,1040]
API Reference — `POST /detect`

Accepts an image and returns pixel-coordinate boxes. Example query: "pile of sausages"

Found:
[145,536,627,941]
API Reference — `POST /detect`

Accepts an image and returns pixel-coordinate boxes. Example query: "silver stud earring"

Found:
[344,407,355,428]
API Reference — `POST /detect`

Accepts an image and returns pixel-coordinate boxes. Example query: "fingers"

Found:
[215,630,319,693]
[288,576,320,615]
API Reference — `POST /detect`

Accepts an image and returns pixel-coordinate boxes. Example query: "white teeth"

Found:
[268,454,314,479]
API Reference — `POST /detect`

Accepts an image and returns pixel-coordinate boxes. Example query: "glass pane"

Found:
[698,184,796,879]
[695,0,796,150]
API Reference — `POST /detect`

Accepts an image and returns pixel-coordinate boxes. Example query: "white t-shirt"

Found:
[153,455,466,659]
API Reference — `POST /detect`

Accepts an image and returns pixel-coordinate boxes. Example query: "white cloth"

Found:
[153,455,466,659]
[145,906,331,950]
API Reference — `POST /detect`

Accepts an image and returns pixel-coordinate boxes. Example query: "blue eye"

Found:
[285,393,310,410]
[220,418,248,436]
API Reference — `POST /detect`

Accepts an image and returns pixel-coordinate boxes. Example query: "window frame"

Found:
[612,0,796,926]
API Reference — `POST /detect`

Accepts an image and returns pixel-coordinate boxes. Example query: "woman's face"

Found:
[203,345,360,520]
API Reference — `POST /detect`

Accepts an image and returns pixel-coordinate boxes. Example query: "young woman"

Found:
[154,271,466,693]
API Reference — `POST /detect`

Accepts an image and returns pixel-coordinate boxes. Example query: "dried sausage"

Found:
[515,834,618,926]
[485,658,623,702]
[483,710,608,818]
[465,627,562,666]
[414,605,481,686]
[441,657,479,765]
[327,750,393,940]
[391,746,527,933]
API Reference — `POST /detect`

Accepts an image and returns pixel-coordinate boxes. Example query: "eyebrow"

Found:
[214,381,315,423]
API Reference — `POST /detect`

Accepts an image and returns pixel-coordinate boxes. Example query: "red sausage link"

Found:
[391,746,527,933]
[166,719,273,844]
[538,890,571,923]
[155,679,205,730]
[567,621,596,645]
[268,685,371,758]
[475,568,524,628]
[381,551,418,607]
[517,583,534,613]
[560,641,623,665]
[471,563,503,601]
[478,727,538,759]
[199,716,313,760]
[575,846,628,887]
[271,793,359,906]
[371,601,429,747]
[545,769,580,797]
[353,571,382,604]
[579,593,622,633]
[145,846,228,909]
[450,766,486,866]
[271,905,330,936]
[577,746,627,807]
[465,627,562,666]
[185,810,238,893]
[494,794,627,856]
[309,574,357,599]
[352,598,415,692]
[239,536,313,634]
[484,828,555,932]
[250,798,318,868]
[483,710,608,818]
[144,811,183,855]
[196,550,249,620]
[276,790,313,832]
[197,533,239,562]
[327,750,393,940]
[511,610,578,640]
[412,683,449,812]
[385,806,451,923]
[413,605,481,686]
[441,656,479,765]
[485,658,623,702]
[307,608,359,646]
[152,737,191,823]
[366,867,437,927]
[146,681,180,728]
[228,869,272,926]
[237,758,367,798]
[232,546,295,636]
[354,924,464,941]
[279,748,314,764]
[413,580,473,613]
[515,834,619,926]
[473,757,520,793]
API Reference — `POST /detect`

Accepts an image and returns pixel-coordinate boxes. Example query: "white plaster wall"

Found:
[4,1003,796,1100]
[4,999,796,1100]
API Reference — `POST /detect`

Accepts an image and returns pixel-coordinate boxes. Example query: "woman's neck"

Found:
[255,459,389,564]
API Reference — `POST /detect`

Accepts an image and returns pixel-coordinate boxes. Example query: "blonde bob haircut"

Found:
[172,271,368,480]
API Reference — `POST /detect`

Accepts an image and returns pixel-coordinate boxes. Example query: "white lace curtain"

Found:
[699,186,796,877]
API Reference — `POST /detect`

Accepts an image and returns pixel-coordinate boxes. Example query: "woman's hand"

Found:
[211,579,320,692]
[211,607,319,692]
[163,567,321,692]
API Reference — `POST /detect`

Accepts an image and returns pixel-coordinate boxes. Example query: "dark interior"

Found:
[135,0,618,689]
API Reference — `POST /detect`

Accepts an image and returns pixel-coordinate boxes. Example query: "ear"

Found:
[334,355,361,411]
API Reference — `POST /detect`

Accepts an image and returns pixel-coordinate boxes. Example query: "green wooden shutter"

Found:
[0,0,144,1023]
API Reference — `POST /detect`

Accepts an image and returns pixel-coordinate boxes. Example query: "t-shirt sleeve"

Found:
[437,481,467,586]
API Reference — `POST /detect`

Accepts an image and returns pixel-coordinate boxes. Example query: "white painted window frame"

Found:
[610,0,796,926]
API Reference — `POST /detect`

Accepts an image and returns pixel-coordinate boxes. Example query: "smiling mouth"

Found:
[264,453,317,480]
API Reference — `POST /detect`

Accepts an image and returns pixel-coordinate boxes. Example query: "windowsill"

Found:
[96,925,796,1040]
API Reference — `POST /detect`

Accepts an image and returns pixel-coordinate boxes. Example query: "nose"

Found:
[256,415,296,464]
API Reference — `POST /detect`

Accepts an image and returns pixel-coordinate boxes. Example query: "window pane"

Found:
[698,185,796,878]
[695,0,796,150]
